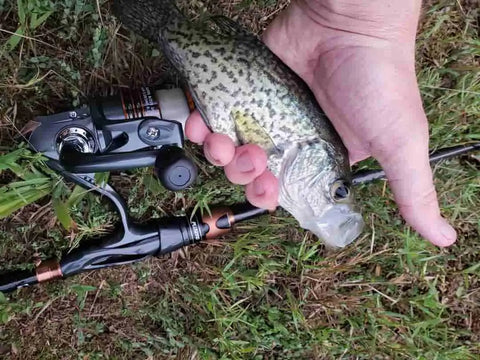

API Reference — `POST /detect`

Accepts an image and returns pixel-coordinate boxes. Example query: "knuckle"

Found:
[371,131,428,166]
[396,186,439,212]
[415,187,439,208]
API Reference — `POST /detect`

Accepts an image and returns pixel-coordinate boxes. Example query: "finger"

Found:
[374,131,457,247]
[203,133,235,166]
[245,170,279,210]
[224,144,268,185]
[185,110,211,144]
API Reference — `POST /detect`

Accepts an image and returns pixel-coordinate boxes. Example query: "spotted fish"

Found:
[113,0,364,247]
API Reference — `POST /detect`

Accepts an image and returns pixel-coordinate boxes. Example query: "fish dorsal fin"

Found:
[231,109,277,154]
[208,15,257,40]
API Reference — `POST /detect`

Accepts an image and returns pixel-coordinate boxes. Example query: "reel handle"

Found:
[154,146,198,191]
[59,146,198,191]
[60,148,159,173]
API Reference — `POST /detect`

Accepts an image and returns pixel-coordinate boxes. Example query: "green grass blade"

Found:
[52,198,74,230]
[0,183,50,217]
[30,10,54,30]
[5,27,24,51]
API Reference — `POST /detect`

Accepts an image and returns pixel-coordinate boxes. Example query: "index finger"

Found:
[185,110,211,144]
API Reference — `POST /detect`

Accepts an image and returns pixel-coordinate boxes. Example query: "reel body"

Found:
[27,86,197,191]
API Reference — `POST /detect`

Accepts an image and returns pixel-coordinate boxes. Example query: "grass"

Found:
[0,0,479,359]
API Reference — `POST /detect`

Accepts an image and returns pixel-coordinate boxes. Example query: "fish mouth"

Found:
[300,205,365,248]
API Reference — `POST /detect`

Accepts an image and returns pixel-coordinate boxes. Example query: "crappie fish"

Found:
[113,0,364,247]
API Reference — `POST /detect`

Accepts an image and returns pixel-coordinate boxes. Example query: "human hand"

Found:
[185,0,457,247]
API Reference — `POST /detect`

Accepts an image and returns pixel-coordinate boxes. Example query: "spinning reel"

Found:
[27,86,198,191]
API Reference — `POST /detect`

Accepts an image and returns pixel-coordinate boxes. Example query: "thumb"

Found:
[373,127,457,247]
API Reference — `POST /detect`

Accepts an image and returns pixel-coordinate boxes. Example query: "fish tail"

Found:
[112,0,184,42]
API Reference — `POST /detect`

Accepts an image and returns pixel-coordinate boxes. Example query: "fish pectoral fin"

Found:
[281,141,327,186]
[186,84,214,130]
[231,110,277,154]
[208,15,258,40]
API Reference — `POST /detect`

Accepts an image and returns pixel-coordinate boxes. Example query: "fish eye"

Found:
[331,180,351,202]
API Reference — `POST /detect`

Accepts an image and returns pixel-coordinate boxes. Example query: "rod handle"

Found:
[0,269,38,293]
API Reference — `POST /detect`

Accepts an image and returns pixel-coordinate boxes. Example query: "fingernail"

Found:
[236,152,255,173]
[438,219,457,245]
[204,143,220,164]
[254,180,265,196]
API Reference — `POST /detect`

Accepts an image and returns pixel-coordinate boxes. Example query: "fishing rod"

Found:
[1,85,478,293]
[0,177,268,293]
